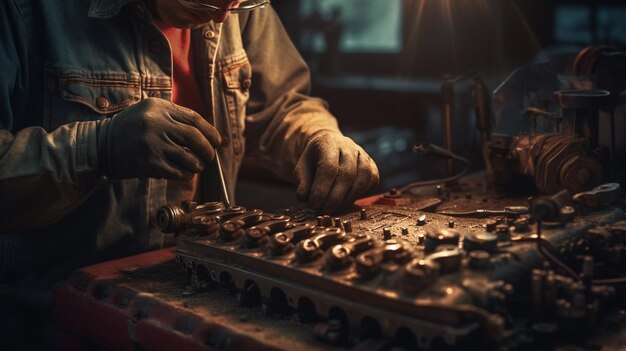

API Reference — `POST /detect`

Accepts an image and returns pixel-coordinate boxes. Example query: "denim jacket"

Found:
[0,0,341,289]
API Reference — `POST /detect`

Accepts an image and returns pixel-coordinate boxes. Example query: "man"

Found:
[0,0,379,347]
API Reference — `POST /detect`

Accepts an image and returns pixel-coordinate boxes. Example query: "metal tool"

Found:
[437,206,528,218]
[572,183,621,209]
[214,152,231,209]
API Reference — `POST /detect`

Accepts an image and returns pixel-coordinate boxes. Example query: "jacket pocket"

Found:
[44,70,141,130]
[221,59,251,155]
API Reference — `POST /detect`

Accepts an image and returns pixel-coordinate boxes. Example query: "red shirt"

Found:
[156,20,205,202]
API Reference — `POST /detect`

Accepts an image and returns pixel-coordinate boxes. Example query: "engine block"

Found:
[159,185,626,349]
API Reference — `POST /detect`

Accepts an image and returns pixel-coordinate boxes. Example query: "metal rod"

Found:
[441,76,457,180]
[214,151,231,208]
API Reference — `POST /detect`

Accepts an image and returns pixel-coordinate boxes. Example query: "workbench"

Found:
[52,248,382,351]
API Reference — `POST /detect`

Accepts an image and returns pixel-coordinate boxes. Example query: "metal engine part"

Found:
[161,186,626,349]
[489,89,609,195]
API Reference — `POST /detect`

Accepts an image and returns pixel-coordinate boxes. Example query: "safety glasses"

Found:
[176,0,271,13]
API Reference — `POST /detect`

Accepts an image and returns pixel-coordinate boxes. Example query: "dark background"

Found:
[236,0,626,209]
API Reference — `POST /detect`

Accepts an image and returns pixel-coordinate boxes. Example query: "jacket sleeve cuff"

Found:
[75,119,100,175]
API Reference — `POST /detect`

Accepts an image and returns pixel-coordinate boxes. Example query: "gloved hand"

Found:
[97,98,221,180]
[294,132,379,213]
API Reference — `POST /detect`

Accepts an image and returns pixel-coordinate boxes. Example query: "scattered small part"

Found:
[401,227,409,235]
[334,217,342,228]
[343,220,352,233]
[448,220,455,228]
[317,216,324,226]
[417,214,427,226]
[383,228,392,240]
[360,208,368,220]
[417,233,425,244]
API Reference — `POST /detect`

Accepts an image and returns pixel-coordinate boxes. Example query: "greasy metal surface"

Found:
[54,249,348,351]
[164,182,626,349]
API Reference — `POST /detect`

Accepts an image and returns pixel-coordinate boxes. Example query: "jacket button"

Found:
[150,40,163,53]
[96,96,110,109]
[203,30,216,39]
[242,78,251,89]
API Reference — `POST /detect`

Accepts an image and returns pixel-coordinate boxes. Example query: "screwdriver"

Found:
[214,151,231,209]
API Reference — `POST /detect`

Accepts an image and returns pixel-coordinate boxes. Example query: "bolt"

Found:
[222,222,237,232]
[343,221,352,233]
[334,217,342,228]
[485,220,497,232]
[401,227,409,235]
[417,234,425,244]
[360,208,368,220]
[323,215,333,227]
[448,220,455,228]
[417,214,427,226]
[383,228,392,240]
[247,227,264,239]
[275,233,288,243]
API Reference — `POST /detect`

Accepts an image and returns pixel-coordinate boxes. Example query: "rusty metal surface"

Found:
[161,182,626,350]
[53,249,349,351]
[53,180,626,350]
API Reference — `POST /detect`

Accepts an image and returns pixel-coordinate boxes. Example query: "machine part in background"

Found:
[489,89,609,195]
[492,62,561,136]
[572,45,626,185]
[472,75,495,185]
[440,72,484,182]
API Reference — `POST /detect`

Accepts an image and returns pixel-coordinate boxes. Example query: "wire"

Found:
[400,142,471,193]
[535,221,580,281]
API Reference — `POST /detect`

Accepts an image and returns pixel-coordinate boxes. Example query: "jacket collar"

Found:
[88,0,141,18]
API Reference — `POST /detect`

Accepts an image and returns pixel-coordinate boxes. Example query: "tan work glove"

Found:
[97,98,221,180]
[294,132,380,213]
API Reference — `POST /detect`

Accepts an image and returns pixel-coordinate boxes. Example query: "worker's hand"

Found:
[97,98,221,180]
[294,132,379,213]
